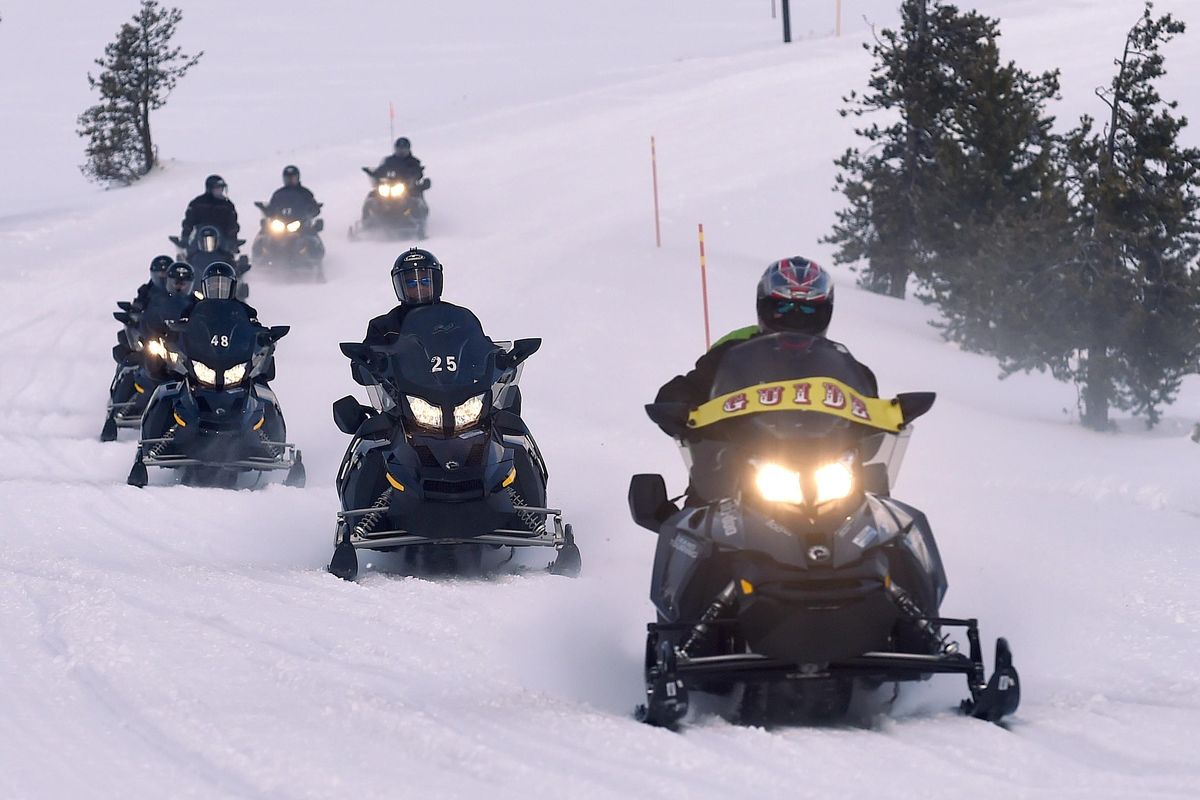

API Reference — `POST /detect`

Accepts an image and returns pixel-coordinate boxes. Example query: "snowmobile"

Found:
[250,200,325,280]
[169,226,252,300]
[348,166,430,241]
[629,333,1019,728]
[127,298,304,489]
[326,302,579,580]
[103,302,167,440]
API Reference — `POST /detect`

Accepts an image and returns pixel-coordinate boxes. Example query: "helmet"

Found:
[755,257,834,336]
[282,165,300,187]
[196,225,222,254]
[149,254,173,287]
[200,262,238,300]
[391,247,443,304]
[393,137,411,156]
[205,174,227,197]
[166,261,195,296]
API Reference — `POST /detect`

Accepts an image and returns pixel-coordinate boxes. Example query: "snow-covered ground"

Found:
[1,1,1199,797]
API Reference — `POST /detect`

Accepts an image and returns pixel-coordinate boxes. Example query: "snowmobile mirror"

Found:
[420,178,432,190]
[117,301,134,311]
[861,462,890,496]
[645,402,690,439]
[169,235,185,248]
[313,219,325,232]
[493,409,526,434]
[895,392,937,425]
[254,201,267,212]
[333,395,371,435]
[340,342,374,364]
[502,338,541,369]
[361,166,375,177]
[629,473,675,532]
[268,325,290,342]
[113,311,132,325]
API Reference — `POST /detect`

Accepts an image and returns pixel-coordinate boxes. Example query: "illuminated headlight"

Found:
[286,220,302,232]
[453,394,485,431]
[146,338,167,359]
[269,219,286,234]
[223,363,247,386]
[377,184,391,198]
[193,360,217,387]
[406,394,442,430]
[754,463,804,504]
[813,461,855,505]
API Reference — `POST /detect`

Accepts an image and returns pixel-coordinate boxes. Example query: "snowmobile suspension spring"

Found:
[354,489,393,537]
[508,487,546,534]
[259,428,282,457]
[681,580,738,658]
[146,424,178,459]
[889,584,955,655]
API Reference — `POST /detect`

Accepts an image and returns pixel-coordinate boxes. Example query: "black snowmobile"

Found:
[127,298,304,489]
[169,226,252,299]
[251,200,325,279]
[629,333,1019,727]
[326,303,579,580]
[349,166,430,241]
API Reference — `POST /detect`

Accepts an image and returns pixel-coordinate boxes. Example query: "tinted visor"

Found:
[758,297,832,335]
[200,233,219,252]
[203,274,235,300]
[393,267,436,303]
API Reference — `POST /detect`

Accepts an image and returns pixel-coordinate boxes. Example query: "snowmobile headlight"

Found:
[377,184,391,198]
[406,394,442,430]
[193,360,217,387]
[146,338,167,359]
[754,463,804,505]
[286,220,302,232]
[453,394,485,431]
[223,363,247,386]
[269,218,286,234]
[813,460,855,505]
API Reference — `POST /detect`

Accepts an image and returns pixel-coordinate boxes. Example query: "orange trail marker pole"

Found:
[651,136,662,248]
[698,224,711,349]
[772,0,777,20]
[389,101,395,142]
[836,0,842,37]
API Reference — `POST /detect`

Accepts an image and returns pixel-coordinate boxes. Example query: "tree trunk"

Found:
[1081,345,1112,431]
[139,101,153,175]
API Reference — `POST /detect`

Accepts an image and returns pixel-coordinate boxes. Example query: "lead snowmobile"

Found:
[127,297,304,489]
[348,166,430,241]
[326,302,579,580]
[629,332,1019,727]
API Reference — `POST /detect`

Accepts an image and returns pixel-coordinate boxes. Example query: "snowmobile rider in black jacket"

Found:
[132,255,175,311]
[656,257,878,409]
[372,137,425,184]
[266,165,321,219]
[363,248,480,345]
[187,262,274,383]
[181,174,240,247]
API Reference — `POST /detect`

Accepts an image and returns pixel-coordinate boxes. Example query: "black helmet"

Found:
[755,257,835,336]
[394,137,411,156]
[150,254,173,287]
[391,247,443,304]
[196,225,222,254]
[200,262,238,300]
[282,165,300,186]
[166,261,195,296]
[205,174,227,197]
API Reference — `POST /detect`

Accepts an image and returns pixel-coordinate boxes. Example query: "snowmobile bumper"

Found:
[338,503,565,549]
[637,616,1019,727]
[139,438,299,471]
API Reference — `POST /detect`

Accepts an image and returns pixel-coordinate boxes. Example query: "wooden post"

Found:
[651,136,662,248]
[782,0,792,43]
[698,224,711,349]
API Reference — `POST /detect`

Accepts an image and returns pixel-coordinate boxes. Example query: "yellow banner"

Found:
[687,376,905,433]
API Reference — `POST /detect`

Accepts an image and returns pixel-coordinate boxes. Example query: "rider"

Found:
[362,248,478,345]
[191,262,273,382]
[266,165,321,219]
[655,257,877,409]
[132,255,175,311]
[181,174,240,248]
[372,137,425,184]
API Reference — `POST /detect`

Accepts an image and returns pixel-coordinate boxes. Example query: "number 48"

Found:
[210,335,230,347]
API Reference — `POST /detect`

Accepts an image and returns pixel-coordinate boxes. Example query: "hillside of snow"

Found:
[1,1,1199,798]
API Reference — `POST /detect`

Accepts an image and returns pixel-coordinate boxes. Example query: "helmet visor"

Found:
[759,298,832,335]
[203,274,234,300]
[200,232,219,253]
[394,267,436,303]
[170,276,194,295]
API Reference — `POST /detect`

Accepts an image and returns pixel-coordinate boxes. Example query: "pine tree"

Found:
[76,1,202,185]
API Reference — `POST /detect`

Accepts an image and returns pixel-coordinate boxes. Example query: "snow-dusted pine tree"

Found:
[76,1,202,185]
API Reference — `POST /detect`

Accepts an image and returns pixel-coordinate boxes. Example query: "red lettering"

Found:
[850,394,870,420]
[723,393,748,413]
[792,383,811,405]
[757,386,783,406]
[823,383,846,410]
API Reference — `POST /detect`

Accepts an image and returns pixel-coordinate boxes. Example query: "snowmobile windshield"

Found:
[686,332,911,500]
[369,304,499,404]
[179,300,259,372]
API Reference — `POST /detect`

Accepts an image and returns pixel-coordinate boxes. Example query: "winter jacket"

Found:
[374,154,425,184]
[181,192,240,241]
[266,185,321,219]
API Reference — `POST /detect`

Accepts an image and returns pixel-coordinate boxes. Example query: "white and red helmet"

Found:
[755,257,834,336]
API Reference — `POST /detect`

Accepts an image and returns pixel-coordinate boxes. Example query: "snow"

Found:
[2,0,1199,798]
